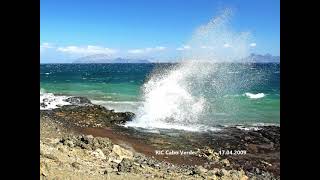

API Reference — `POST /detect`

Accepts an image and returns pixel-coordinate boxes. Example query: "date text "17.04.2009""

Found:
[219,150,247,156]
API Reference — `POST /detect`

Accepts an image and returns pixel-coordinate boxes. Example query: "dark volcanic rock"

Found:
[40,102,47,108]
[117,158,133,172]
[59,135,113,155]
[40,103,135,128]
[109,112,135,124]
[65,97,92,105]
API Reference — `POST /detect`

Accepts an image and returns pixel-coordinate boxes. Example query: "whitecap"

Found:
[244,92,265,99]
[236,126,261,131]
[251,123,280,127]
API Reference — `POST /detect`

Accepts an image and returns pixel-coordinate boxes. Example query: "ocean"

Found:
[40,63,280,130]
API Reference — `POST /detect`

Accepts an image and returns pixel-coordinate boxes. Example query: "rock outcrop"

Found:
[40,135,251,180]
[41,102,135,128]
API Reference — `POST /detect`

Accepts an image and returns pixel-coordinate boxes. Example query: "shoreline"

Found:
[40,91,280,128]
[40,96,280,179]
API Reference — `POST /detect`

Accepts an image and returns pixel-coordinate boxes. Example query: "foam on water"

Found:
[235,126,261,131]
[126,9,254,131]
[244,92,265,99]
[91,100,141,113]
[40,89,71,110]
[125,121,221,132]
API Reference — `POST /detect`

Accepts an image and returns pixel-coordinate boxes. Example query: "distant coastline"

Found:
[40,53,280,64]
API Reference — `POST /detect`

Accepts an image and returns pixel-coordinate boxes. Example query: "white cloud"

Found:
[40,42,54,49]
[128,49,144,54]
[155,46,166,50]
[57,45,118,55]
[223,43,231,48]
[184,45,191,49]
[40,42,55,52]
[201,45,215,49]
[176,45,191,51]
[249,43,257,47]
[128,46,167,54]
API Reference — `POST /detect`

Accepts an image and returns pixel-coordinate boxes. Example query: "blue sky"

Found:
[40,0,279,63]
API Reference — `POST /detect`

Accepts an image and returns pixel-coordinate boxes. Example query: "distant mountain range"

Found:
[73,54,151,63]
[245,53,280,63]
[72,53,280,63]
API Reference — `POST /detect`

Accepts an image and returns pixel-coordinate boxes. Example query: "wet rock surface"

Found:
[65,96,92,105]
[40,103,135,128]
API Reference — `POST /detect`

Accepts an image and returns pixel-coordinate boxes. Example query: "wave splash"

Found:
[40,89,71,110]
[126,62,208,130]
[126,9,254,131]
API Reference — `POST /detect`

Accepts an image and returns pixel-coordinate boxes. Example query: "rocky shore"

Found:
[40,96,279,179]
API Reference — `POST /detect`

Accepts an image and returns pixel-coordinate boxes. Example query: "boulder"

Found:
[108,145,133,164]
[65,96,92,105]
[198,146,220,162]
[71,162,81,170]
[117,158,133,172]
[109,112,135,124]
[220,159,230,167]
[91,148,106,160]
[193,166,208,176]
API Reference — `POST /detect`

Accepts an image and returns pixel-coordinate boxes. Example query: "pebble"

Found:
[71,162,81,170]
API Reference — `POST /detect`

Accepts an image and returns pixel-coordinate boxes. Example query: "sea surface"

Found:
[40,63,280,128]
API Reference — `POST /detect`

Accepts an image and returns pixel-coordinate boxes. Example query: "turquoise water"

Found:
[40,63,280,126]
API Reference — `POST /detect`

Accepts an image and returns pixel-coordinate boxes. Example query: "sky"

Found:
[40,0,280,63]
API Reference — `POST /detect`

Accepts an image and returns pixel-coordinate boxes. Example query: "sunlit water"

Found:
[40,63,279,129]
